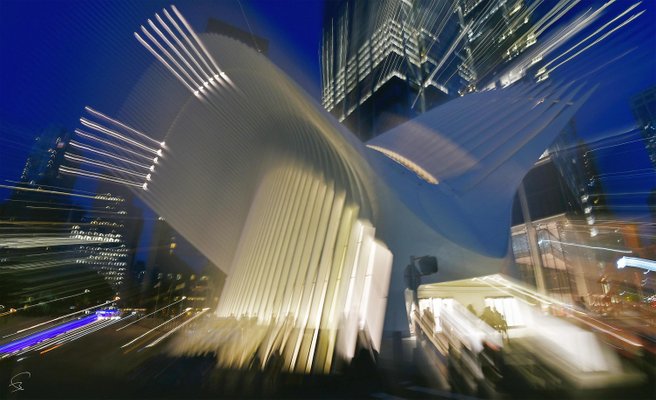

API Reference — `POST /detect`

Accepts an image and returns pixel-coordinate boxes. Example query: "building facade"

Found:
[320,0,544,140]
[631,85,656,167]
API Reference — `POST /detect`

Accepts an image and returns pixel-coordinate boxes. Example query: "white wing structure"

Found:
[93,6,592,374]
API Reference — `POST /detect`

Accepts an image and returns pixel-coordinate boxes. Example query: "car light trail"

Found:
[538,238,632,254]
[116,296,186,331]
[4,301,113,337]
[617,256,656,272]
[0,290,92,318]
[121,308,191,349]
[145,308,210,348]
[0,315,97,357]
[31,317,123,355]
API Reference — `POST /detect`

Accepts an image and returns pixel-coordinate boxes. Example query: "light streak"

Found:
[162,8,217,79]
[538,238,632,254]
[546,10,645,75]
[136,5,234,97]
[147,18,205,84]
[74,129,155,162]
[156,13,212,81]
[59,165,143,188]
[412,21,472,108]
[145,308,209,348]
[0,183,103,201]
[0,290,91,318]
[140,24,201,89]
[171,5,225,78]
[121,308,190,349]
[84,107,160,146]
[39,344,62,354]
[0,315,97,356]
[115,296,186,331]
[69,141,150,169]
[617,256,656,272]
[3,301,112,337]
[79,118,159,154]
[367,144,439,184]
[134,31,198,94]
[65,153,147,179]
[568,314,643,348]
[32,317,122,354]
[542,2,641,71]
[0,236,110,250]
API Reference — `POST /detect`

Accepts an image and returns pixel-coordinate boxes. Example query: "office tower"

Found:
[320,0,540,140]
[19,126,75,189]
[631,86,656,167]
[70,193,131,294]
[1,126,77,223]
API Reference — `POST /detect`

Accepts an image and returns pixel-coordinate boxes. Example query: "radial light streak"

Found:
[617,256,656,272]
[31,317,123,355]
[134,31,198,94]
[68,105,162,193]
[73,129,155,162]
[541,2,641,72]
[140,25,202,90]
[171,5,225,78]
[544,9,645,75]
[413,22,472,108]
[115,296,186,331]
[136,5,232,98]
[121,308,191,349]
[59,165,143,188]
[145,308,209,348]
[65,153,148,179]
[0,315,97,357]
[0,236,111,249]
[156,13,212,81]
[162,9,214,79]
[538,238,632,254]
[147,18,206,84]
[84,107,160,146]
[0,290,91,318]
[0,183,103,201]
[79,118,159,154]
[69,141,150,169]
[5,301,113,337]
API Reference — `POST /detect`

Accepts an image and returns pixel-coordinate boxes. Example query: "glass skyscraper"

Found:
[321,0,540,140]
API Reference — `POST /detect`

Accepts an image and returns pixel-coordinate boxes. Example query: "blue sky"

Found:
[0,0,324,198]
[0,0,654,218]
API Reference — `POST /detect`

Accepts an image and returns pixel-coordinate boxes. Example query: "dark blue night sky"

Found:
[0,0,324,197]
[1,0,655,214]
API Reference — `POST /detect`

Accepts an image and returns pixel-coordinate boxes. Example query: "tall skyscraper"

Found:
[631,85,656,167]
[1,126,77,223]
[19,126,75,189]
[320,0,541,140]
[0,126,115,312]
[70,193,131,294]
